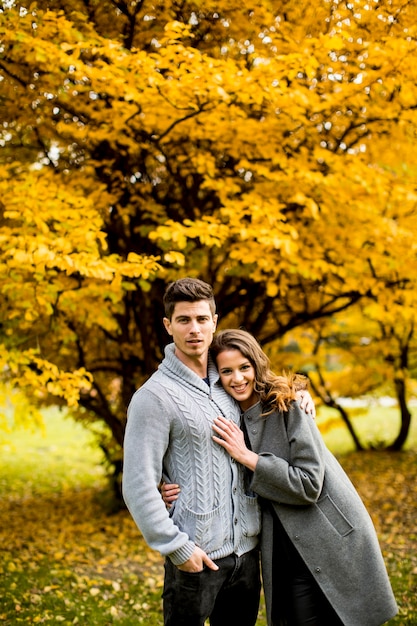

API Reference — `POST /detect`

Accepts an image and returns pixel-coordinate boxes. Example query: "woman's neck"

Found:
[239,395,260,412]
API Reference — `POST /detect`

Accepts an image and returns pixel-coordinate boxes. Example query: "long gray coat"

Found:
[243,401,398,626]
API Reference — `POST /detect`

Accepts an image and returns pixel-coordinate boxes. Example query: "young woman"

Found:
[163,329,398,626]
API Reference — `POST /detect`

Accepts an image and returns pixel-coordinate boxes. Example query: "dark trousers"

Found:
[286,572,344,625]
[163,549,261,626]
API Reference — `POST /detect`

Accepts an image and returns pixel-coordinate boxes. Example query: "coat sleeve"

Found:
[122,387,196,565]
[250,402,326,505]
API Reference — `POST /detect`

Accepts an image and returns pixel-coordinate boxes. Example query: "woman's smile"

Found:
[216,349,259,410]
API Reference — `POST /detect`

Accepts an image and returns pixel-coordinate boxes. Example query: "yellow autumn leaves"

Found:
[1,0,417,457]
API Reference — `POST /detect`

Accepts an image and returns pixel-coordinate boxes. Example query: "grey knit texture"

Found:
[122,343,261,565]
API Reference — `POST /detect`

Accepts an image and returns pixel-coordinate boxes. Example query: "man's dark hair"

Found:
[163,277,216,320]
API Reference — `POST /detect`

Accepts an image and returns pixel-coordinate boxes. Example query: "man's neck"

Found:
[174,349,209,379]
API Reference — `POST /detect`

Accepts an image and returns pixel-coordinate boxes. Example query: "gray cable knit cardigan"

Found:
[122,343,261,565]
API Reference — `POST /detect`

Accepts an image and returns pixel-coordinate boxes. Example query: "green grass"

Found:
[0,407,106,497]
[0,409,164,625]
[316,402,417,453]
[1,404,416,625]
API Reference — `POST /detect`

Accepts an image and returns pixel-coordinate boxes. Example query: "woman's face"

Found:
[216,349,258,411]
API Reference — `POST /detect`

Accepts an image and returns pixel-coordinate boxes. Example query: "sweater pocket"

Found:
[240,494,262,538]
[317,494,354,536]
[178,504,229,554]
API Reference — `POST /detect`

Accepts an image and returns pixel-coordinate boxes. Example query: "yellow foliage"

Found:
[0,0,417,450]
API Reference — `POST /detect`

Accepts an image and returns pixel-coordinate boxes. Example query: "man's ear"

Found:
[213,314,218,330]
[163,317,172,335]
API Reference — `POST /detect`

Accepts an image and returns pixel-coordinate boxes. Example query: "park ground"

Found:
[0,406,416,625]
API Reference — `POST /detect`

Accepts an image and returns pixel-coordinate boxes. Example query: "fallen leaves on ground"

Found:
[0,450,416,624]
[338,449,417,623]
[0,487,164,624]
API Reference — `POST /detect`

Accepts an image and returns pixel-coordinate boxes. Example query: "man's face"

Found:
[163,300,218,364]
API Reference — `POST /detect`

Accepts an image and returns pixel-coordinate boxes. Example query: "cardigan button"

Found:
[251,428,257,434]
[315,567,321,573]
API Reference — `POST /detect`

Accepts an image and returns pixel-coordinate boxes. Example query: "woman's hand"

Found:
[160,482,180,508]
[212,416,259,471]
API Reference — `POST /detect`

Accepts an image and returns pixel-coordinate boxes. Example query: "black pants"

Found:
[163,549,261,626]
[284,572,344,625]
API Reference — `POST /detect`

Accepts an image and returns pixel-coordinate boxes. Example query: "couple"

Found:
[122,277,397,626]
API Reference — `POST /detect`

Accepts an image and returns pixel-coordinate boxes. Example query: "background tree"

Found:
[278,301,417,451]
[1,0,417,478]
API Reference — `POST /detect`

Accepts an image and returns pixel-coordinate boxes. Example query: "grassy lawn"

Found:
[0,404,416,625]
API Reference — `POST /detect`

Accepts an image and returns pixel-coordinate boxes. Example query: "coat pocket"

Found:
[317,494,354,536]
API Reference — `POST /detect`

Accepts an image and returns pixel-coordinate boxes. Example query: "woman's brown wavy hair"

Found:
[211,329,308,415]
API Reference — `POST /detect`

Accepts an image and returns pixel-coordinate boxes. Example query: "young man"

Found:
[122,278,262,626]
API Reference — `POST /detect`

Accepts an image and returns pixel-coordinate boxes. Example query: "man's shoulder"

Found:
[132,366,187,399]
[127,372,172,419]
[133,369,167,396]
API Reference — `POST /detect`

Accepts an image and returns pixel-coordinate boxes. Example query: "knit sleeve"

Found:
[122,386,196,565]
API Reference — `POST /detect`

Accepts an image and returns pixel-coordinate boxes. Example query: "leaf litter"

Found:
[0,450,416,624]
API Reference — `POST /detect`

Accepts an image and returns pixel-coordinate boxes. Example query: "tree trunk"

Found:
[308,371,364,451]
[387,375,412,451]
[328,401,365,451]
